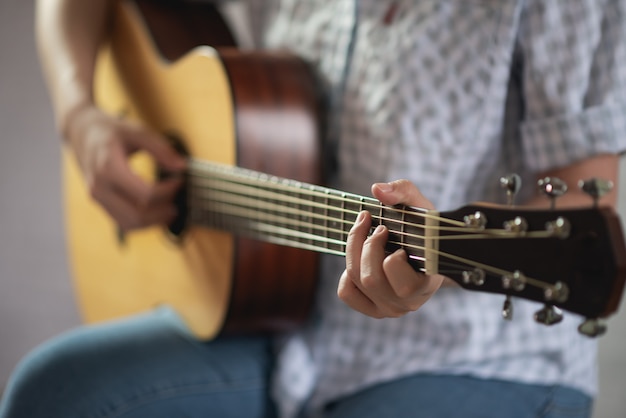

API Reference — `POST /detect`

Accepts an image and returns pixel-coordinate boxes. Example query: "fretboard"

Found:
[186,159,434,272]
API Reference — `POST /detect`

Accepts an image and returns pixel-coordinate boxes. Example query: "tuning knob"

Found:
[500,174,522,206]
[578,318,607,338]
[578,178,613,207]
[533,305,563,326]
[537,177,568,209]
[502,296,513,320]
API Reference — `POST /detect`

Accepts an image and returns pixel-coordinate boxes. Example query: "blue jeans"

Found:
[0,308,592,418]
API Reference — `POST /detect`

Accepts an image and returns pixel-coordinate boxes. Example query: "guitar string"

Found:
[187,159,466,228]
[192,196,482,274]
[188,187,563,297]
[225,221,472,277]
[185,161,559,293]
[188,172,556,240]
[223,221,473,276]
[190,187,555,243]
[190,195,553,293]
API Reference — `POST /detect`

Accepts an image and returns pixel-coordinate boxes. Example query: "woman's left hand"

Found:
[338,180,446,318]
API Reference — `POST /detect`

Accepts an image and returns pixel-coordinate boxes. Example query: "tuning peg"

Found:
[502,296,513,320]
[543,281,570,304]
[533,304,563,326]
[578,318,607,338]
[500,174,522,206]
[578,178,613,207]
[462,268,486,286]
[537,177,568,209]
[463,211,487,230]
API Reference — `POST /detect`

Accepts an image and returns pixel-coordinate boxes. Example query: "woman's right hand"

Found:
[64,105,188,231]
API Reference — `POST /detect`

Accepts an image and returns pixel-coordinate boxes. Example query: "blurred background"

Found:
[1,1,626,416]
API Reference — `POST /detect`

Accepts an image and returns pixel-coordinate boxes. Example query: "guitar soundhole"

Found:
[159,132,189,240]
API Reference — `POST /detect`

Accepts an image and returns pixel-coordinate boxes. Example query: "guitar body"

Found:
[64,0,322,339]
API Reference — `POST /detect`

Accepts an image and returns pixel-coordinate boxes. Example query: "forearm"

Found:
[35,0,114,140]
[524,154,620,210]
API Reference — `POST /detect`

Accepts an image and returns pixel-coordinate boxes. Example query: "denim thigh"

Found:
[323,374,592,418]
[0,307,276,418]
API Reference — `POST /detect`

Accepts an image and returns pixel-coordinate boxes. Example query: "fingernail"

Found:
[376,182,393,192]
[393,248,406,258]
[373,224,386,235]
[355,211,367,224]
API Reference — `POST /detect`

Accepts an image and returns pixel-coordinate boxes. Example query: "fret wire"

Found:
[340,193,347,241]
[298,185,308,247]
[356,196,366,235]
[306,185,315,247]
[324,190,330,251]
[401,207,406,250]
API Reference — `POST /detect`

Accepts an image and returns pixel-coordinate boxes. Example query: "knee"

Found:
[0,327,110,418]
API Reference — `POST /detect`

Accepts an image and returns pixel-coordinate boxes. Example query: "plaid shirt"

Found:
[239,0,626,416]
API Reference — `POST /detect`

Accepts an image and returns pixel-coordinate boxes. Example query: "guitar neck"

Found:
[183,157,626,322]
[186,159,434,272]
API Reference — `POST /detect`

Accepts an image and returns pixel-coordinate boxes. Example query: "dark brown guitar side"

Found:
[138,0,325,334]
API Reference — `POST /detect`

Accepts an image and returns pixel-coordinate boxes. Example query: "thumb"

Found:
[124,125,187,172]
[371,179,434,210]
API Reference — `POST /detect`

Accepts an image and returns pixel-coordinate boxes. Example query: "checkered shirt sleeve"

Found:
[519,0,626,172]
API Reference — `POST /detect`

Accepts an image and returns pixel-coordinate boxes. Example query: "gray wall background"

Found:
[0,0,81,392]
[1,1,626,416]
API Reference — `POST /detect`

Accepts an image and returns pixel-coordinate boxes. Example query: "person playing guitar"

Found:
[2,0,625,417]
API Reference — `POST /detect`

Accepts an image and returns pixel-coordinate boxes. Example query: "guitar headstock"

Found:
[436,181,626,337]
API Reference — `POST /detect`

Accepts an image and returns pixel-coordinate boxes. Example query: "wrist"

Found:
[58,101,97,146]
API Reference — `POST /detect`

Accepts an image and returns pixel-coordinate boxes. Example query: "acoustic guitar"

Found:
[64,0,626,340]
